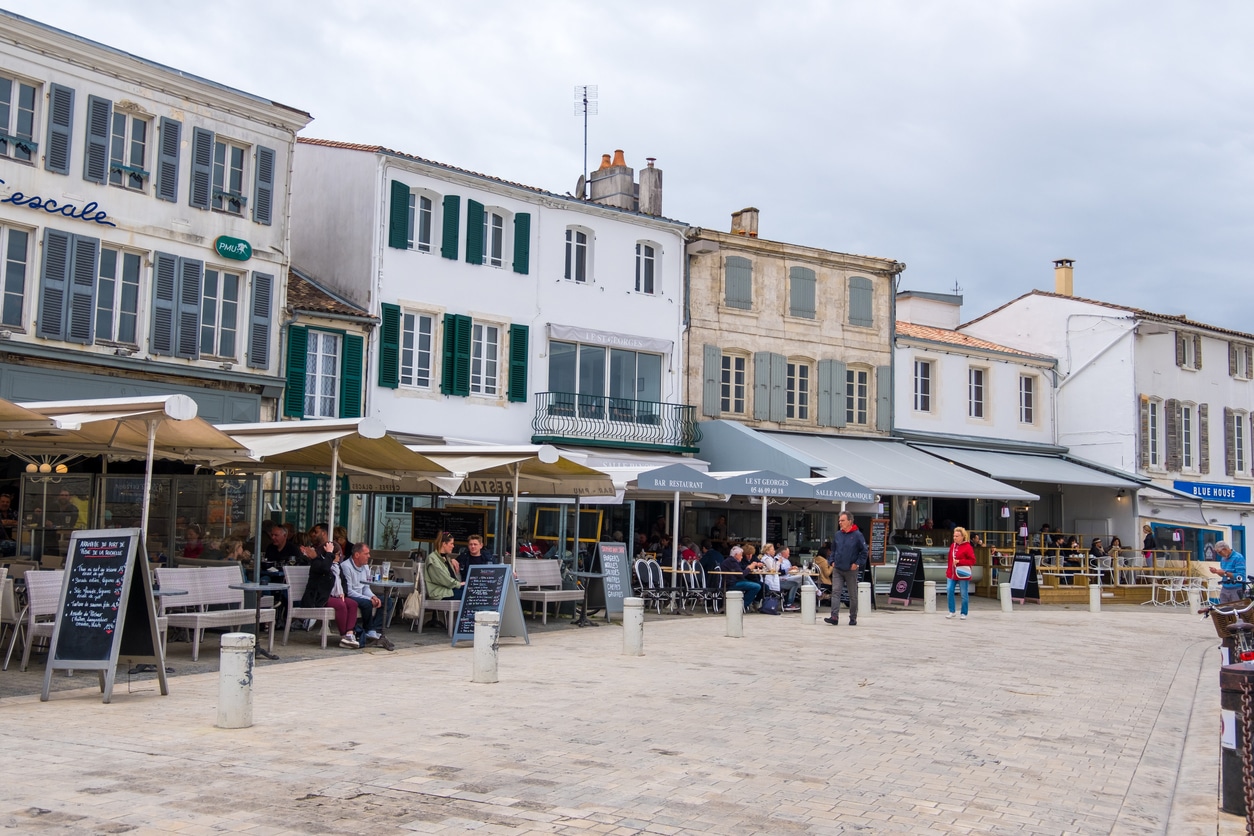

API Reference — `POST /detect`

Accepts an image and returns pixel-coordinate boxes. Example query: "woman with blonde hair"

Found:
[946,526,977,620]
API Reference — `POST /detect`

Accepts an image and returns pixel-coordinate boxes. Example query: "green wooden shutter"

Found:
[189,127,214,209]
[284,325,308,418]
[513,213,531,274]
[82,95,111,184]
[155,117,181,202]
[875,365,891,431]
[339,333,364,418]
[44,83,74,175]
[769,352,787,422]
[388,180,410,249]
[465,199,484,264]
[379,303,400,388]
[441,314,471,397]
[36,228,71,340]
[440,195,461,260]
[507,324,529,403]
[702,344,721,418]
[252,146,276,225]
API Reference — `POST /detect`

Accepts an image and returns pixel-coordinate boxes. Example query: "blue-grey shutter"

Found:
[440,195,460,260]
[150,252,177,356]
[339,333,364,418]
[82,95,111,185]
[155,117,181,202]
[175,257,203,359]
[284,325,308,418]
[789,266,816,318]
[189,127,214,209]
[703,344,721,418]
[36,228,72,339]
[252,145,275,225]
[725,256,752,309]
[513,213,531,274]
[875,365,891,431]
[753,351,771,420]
[848,276,873,327]
[769,352,787,422]
[465,199,484,264]
[817,359,846,428]
[247,271,273,369]
[387,180,410,249]
[44,84,74,175]
[66,234,99,344]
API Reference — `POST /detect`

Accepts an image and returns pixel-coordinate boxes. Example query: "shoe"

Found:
[960,614,967,620]
[784,605,801,612]
[823,617,838,625]
[377,635,395,651]
[364,630,382,640]
[339,634,359,648]
[945,613,955,619]
[303,619,315,632]
[848,619,857,626]
[362,635,378,647]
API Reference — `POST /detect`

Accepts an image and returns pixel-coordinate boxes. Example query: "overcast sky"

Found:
[10,1,1254,330]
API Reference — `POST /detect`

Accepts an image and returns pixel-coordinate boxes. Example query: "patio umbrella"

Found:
[631,464,729,570]
[708,470,816,549]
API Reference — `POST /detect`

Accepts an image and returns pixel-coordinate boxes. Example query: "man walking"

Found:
[825,512,867,626]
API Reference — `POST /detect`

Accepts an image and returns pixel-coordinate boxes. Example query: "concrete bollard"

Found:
[923,581,937,613]
[726,590,744,638]
[999,582,1013,613]
[623,597,644,656]
[1187,585,1201,613]
[1209,577,1221,605]
[216,632,254,729]
[473,610,500,683]
[858,581,871,616]
[800,584,816,625]
[1088,583,1101,613]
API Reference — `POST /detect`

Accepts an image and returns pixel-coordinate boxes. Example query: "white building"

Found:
[0,11,310,423]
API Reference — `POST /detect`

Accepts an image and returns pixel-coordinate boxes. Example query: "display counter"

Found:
[871,545,986,586]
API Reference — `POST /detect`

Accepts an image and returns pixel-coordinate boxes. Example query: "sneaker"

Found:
[339,634,359,649]
[784,604,801,612]
[945,613,955,619]
[364,630,382,641]
[362,635,378,647]
[823,616,839,625]
[960,614,967,620]
[848,619,857,626]
[377,635,396,652]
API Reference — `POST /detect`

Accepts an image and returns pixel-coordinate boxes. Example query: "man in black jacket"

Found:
[825,511,868,626]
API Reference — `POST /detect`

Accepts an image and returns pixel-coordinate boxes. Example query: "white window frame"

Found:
[1148,398,1161,468]
[1182,403,1194,471]
[1019,375,1036,425]
[1234,411,1247,474]
[721,354,746,415]
[847,366,870,426]
[470,321,500,396]
[565,226,591,283]
[968,367,986,419]
[1182,334,1197,370]
[96,246,142,345]
[211,137,248,215]
[786,360,810,421]
[0,224,31,329]
[400,309,434,389]
[305,330,341,419]
[0,74,38,163]
[635,241,658,295]
[913,359,932,412]
[108,110,150,191]
[482,207,508,268]
[1235,344,1251,380]
[408,190,438,253]
[199,267,241,359]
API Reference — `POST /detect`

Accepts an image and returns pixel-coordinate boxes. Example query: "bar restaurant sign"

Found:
[1173,480,1252,504]
[215,236,251,261]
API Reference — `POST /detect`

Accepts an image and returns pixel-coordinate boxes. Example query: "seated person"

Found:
[679,536,699,562]
[340,543,394,650]
[262,524,303,618]
[221,536,249,564]
[813,546,834,601]
[182,524,204,560]
[777,546,804,610]
[301,529,359,648]
[458,533,495,579]
[310,523,342,559]
[199,534,225,562]
[718,545,762,612]
[759,544,782,604]
[333,525,353,560]
[1061,536,1083,584]
[0,492,17,556]
[698,539,723,576]
[425,530,464,602]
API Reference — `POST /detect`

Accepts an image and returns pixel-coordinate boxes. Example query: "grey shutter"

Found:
[817,360,847,429]
[1165,398,1181,472]
[789,266,816,318]
[1194,335,1203,370]
[1230,343,1239,377]
[1175,333,1186,367]
[155,117,181,202]
[247,271,273,369]
[875,365,891,431]
[1225,407,1236,476]
[816,359,834,427]
[1246,348,1253,379]
[702,344,721,418]
[1138,396,1150,470]
[44,83,74,175]
[252,145,275,225]
[768,352,786,422]
[175,257,203,359]
[753,351,771,420]
[724,256,752,309]
[465,199,484,264]
[849,276,874,327]
[189,127,214,209]
[150,252,177,356]
[82,95,111,185]
[1199,403,1211,474]
[36,228,72,339]
[65,234,99,344]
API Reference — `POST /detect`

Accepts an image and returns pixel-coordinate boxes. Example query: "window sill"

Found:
[783,313,818,324]
[718,305,756,315]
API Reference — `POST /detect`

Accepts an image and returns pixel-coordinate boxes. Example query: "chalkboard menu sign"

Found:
[411,508,489,544]
[766,516,783,545]
[451,564,529,647]
[589,542,631,616]
[888,548,927,606]
[1009,553,1040,604]
[41,529,167,703]
[869,518,890,566]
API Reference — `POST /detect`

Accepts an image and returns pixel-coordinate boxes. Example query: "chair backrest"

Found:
[4,560,39,581]
[633,559,650,592]
[391,565,416,583]
[155,566,245,610]
[646,559,664,588]
[39,554,65,570]
[284,565,311,602]
[0,577,16,626]
[514,559,563,589]
[24,570,65,620]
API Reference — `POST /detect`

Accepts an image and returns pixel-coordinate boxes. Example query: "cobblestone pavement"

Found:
[0,600,1245,834]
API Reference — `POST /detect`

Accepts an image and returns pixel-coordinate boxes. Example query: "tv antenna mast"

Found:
[574,85,598,199]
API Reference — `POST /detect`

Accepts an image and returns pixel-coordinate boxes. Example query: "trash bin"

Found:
[1219,663,1254,816]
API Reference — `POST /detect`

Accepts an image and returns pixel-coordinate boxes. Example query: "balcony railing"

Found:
[531,392,701,453]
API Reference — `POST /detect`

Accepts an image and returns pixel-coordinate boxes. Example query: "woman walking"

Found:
[946,526,977,620]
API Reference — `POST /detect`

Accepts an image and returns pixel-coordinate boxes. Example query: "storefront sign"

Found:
[1173,480,1252,503]
[214,236,252,261]
[0,178,117,227]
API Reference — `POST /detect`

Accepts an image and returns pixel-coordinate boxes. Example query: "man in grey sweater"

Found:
[340,543,394,650]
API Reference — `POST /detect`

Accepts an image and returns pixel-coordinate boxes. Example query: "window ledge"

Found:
[718,305,756,315]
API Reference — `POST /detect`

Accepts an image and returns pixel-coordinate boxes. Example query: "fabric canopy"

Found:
[632,463,727,494]
[708,469,815,499]
[407,444,615,498]
[804,476,878,504]
[223,418,450,480]
[913,445,1141,488]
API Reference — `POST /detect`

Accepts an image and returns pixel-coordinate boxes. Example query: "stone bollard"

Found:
[999,582,1013,613]
[800,584,816,625]
[1187,584,1201,613]
[923,581,937,613]
[473,610,500,683]
[623,597,644,656]
[1088,583,1101,613]
[858,581,871,616]
[216,632,254,729]
[726,590,744,638]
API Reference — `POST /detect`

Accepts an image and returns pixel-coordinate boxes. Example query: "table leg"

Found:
[573,582,598,628]
[255,594,278,660]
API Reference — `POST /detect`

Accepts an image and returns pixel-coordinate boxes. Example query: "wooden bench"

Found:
[155,566,276,661]
[513,559,584,624]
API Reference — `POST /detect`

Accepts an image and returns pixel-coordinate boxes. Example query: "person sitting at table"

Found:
[777,546,805,610]
[813,546,834,603]
[333,525,353,559]
[0,492,17,557]
[182,524,205,560]
[1059,536,1083,584]
[199,534,225,561]
[424,530,464,614]
[262,524,303,620]
[679,536,699,562]
[719,545,762,612]
[458,533,495,579]
[221,536,249,565]
[301,526,359,648]
[341,543,394,650]
[759,543,782,608]
[699,539,723,577]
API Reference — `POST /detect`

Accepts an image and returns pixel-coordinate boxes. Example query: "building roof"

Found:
[896,321,1051,361]
[286,268,372,320]
[296,137,689,228]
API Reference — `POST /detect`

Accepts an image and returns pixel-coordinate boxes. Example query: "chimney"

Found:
[588,149,635,210]
[1054,258,1074,296]
[638,157,663,216]
[730,207,759,237]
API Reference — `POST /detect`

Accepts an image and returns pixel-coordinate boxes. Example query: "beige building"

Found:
[684,208,903,435]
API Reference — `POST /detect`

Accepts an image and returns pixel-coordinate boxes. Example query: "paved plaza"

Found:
[0,599,1246,834]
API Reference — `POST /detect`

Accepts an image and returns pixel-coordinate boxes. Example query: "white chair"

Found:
[282,565,334,648]
[1165,575,1188,607]
[409,561,459,636]
[5,569,63,671]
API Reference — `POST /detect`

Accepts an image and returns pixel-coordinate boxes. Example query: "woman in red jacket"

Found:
[946,526,977,620]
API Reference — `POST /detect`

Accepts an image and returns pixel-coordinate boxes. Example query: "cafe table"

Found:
[229,581,287,660]
[369,578,414,628]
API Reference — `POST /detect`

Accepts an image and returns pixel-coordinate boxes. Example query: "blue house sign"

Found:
[1173,480,1252,504]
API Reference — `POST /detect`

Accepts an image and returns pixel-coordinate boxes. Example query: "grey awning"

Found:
[913,445,1142,488]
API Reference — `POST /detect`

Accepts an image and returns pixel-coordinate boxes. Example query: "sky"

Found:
[9,1,1254,330]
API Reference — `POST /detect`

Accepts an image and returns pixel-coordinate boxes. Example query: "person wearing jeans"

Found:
[719,546,762,611]
[946,526,977,620]
[340,542,394,651]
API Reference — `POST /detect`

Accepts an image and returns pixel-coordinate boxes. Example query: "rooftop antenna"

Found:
[574,85,598,199]
[951,281,964,295]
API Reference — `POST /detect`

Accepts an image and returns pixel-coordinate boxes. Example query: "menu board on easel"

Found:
[869,518,890,566]
[1009,553,1040,604]
[451,564,530,647]
[587,542,632,616]
[888,548,927,606]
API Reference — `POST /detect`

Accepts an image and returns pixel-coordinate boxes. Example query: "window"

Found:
[409,193,433,252]
[1,225,30,328]
[0,75,37,162]
[470,322,499,395]
[565,227,589,282]
[1234,411,1247,474]
[482,210,505,267]
[400,311,434,388]
[1148,399,1160,467]
[199,268,240,358]
[788,266,816,318]
[305,331,341,418]
[968,367,986,419]
[211,139,247,215]
[913,360,932,412]
[721,354,746,414]
[787,361,810,420]
[1177,331,1202,370]
[1019,375,1036,424]
[1231,342,1253,380]
[1182,404,1194,470]
[549,340,662,419]
[846,368,869,425]
[848,276,873,327]
[635,242,656,294]
[95,248,141,344]
[724,256,752,310]
[108,111,149,191]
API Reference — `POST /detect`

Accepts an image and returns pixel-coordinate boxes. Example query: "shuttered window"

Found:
[788,266,816,318]
[189,127,214,210]
[441,313,472,396]
[388,180,411,250]
[513,213,531,274]
[440,195,461,260]
[252,145,275,225]
[36,229,99,345]
[293,329,362,419]
[875,365,892,431]
[848,276,873,327]
[284,325,308,418]
[155,117,181,202]
[378,302,400,388]
[724,256,752,310]
[247,271,273,369]
[816,359,846,428]
[508,324,529,403]
[465,199,485,265]
[82,95,111,185]
[44,83,73,173]
[1199,403,1211,474]
[148,252,203,358]
[702,344,721,418]
[339,333,364,418]
[1165,398,1181,472]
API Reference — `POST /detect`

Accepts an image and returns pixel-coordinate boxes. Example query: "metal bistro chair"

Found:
[688,562,722,614]
[633,559,665,614]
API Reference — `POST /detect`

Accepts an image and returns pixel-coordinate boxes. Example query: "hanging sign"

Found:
[214,236,252,261]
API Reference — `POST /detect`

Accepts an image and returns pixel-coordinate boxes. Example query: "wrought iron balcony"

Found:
[531,392,701,453]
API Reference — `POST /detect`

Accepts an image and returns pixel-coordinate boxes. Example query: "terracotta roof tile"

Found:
[896,321,1051,359]
[285,268,371,319]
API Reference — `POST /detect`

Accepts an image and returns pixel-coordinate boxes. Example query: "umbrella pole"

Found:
[510,463,520,565]
[672,490,680,572]
[760,497,768,548]
[140,418,158,552]
[327,439,341,531]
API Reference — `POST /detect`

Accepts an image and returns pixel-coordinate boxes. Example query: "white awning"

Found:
[913,446,1142,488]
[407,444,615,497]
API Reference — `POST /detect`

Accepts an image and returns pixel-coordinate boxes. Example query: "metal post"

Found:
[923,580,937,613]
[1000,582,1013,612]
[725,590,744,638]
[800,583,816,625]
[216,633,254,729]
[623,597,644,655]
[472,610,500,683]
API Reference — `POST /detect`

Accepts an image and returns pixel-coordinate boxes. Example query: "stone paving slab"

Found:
[0,600,1243,834]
